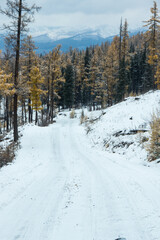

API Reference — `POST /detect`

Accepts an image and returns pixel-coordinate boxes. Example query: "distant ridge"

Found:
[0,27,145,54]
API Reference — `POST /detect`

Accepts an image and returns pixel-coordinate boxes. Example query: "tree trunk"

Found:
[14,0,22,142]
[28,97,32,123]
[6,96,9,132]
[50,72,54,122]
[35,110,38,125]
[22,100,24,125]
[24,101,27,123]
[47,60,50,116]
[13,94,18,142]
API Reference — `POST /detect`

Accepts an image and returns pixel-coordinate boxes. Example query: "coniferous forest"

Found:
[0,0,160,142]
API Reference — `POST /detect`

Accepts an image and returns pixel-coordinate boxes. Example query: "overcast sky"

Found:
[0,0,156,31]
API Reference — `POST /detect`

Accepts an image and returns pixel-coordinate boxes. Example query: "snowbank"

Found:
[84,91,160,165]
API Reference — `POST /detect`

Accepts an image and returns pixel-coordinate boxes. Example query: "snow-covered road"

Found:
[0,115,160,240]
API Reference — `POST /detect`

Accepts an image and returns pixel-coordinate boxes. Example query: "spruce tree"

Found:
[64,64,74,109]
[116,19,129,102]
[83,47,91,106]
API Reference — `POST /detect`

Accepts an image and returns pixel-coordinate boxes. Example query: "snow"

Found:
[30,25,144,41]
[30,25,119,40]
[0,91,160,240]
[85,90,160,164]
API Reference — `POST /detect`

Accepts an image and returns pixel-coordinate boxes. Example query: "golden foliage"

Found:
[147,113,160,161]
[144,1,160,68]
[28,66,46,111]
[104,36,119,105]
[155,63,160,89]
[0,70,15,96]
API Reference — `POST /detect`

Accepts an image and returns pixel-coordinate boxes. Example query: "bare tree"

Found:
[0,0,40,142]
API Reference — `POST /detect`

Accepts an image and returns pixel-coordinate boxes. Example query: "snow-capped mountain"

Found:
[30,25,120,41]
[0,25,145,53]
[30,25,146,52]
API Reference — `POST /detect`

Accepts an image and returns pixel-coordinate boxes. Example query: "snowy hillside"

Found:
[0,91,160,240]
[85,90,160,165]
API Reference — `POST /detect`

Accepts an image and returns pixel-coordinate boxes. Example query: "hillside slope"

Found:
[85,90,160,165]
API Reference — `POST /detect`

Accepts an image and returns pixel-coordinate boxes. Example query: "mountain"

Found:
[32,26,145,53]
[0,26,145,54]
[32,34,112,53]
[31,25,119,41]
[30,25,118,53]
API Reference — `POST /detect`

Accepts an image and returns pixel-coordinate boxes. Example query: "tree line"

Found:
[0,0,160,142]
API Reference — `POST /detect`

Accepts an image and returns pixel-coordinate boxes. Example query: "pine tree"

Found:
[140,43,153,92]
[83,47,91,105]
[116,19,129,102]
[64,63,75,109]
[89,48,97,109]
[71,49,81,108]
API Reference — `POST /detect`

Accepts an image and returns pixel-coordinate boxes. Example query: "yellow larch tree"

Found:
[144,1,160,87]
[0,69,15,132]
[155,63,160,88]
[0,70,14,96]
[50,45,65,122]
[28,66,46,124]
[104,36,119,106]
[21,35,37,123]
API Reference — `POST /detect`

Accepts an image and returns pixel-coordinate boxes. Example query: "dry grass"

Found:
[0,142,16,168]
[70,109,76,119]
[147,113,160,162]
[80,110,88,124]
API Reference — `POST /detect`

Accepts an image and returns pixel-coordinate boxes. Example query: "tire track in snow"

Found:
[0,125,70,240]
[69,119,160,240]
[0,117,160,240]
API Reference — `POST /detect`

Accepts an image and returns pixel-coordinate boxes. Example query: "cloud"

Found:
[30,0,153,15]
[31,6,151,30]
[0,0,155,32]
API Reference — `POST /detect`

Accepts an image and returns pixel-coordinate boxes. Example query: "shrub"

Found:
[147,113,160,161]
[70,109,75,119]
[80,109,88,124]
[0,143,16,168]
